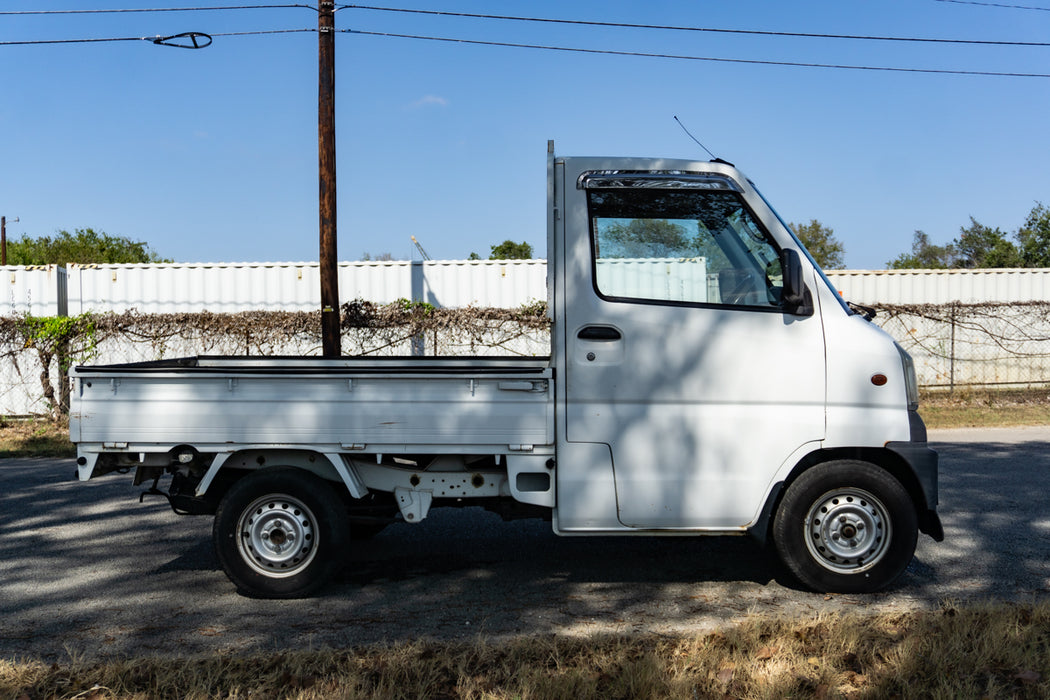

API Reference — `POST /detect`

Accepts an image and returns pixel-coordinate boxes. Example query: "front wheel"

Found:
[772,460,917,593]
[214,468,348,598]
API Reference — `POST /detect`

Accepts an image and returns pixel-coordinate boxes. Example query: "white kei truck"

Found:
[70,143,942,598]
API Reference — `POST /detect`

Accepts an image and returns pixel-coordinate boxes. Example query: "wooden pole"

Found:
[318,1,340,358]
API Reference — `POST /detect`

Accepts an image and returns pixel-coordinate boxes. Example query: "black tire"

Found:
[214,468,348,598]
[772,460,917,593]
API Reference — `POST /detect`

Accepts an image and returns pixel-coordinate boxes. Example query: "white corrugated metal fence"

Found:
[66,260,548,314]
[11,262,1050,313]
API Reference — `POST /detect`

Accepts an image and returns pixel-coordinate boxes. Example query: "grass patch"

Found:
[0,417,74,458]
[3,602,1049,699]
[920,387,1050,429]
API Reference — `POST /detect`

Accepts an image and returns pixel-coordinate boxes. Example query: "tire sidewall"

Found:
[214,468,348,598]
[773,460,918,593]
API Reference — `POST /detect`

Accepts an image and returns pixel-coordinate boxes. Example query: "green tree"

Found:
[790,220,845,269]
[1017,203,1050,267]
[886,204,1050,270]
[598,219,691,259]
[887,231,957,269]
[955,217,1022,268]
[7,228,170,266]
[488,240,533,260]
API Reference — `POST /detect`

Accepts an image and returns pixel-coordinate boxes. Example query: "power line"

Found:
[0,28,313,46]
[934,0,1050,10]
[0,36,161,46]
[342,4,1050,48]
[209,28,313,37]
[344,29,1050,78]
[0,5,315,16]
[2,9,1043,77]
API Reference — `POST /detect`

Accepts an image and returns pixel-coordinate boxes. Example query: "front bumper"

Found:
[887,436,943,542]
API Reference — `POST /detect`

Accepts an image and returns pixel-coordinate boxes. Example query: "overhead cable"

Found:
[0,28,312,46]
[934,0,1050,10]
[344,29,1050,78]
[0,35,160,46]
[0,5,315,15]
[342,5,1050,47]
[209,28,313,37]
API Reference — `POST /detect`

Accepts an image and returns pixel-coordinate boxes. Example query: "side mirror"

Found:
[780,248,814,316]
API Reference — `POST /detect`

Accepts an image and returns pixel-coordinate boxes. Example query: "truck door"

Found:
[560,161,826,529]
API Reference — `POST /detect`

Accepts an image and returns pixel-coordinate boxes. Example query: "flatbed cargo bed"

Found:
[71,355,554,452]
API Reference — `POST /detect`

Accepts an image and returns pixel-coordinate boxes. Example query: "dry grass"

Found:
[3,602,1050,699]
[0,417,74,458]
[919,387,1050,429]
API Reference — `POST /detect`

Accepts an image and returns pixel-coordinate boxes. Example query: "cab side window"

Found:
[589,187,784,309]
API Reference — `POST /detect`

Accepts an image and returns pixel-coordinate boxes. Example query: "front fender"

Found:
[749,443,942,545]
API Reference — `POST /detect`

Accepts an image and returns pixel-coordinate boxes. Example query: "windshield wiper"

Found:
[847,301,877,321]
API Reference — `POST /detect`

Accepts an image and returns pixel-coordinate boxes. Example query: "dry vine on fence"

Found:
[9,299,1048,417]
[0,300,551,418]
[873,301,1050,388]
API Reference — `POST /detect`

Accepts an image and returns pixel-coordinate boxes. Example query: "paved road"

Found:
[2,427,1048,662]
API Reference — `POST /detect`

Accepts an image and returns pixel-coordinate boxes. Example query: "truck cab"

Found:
[550,148,940,591]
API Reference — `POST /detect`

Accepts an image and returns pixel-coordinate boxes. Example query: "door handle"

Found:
[498,380,547,392]
[577,325,622,341]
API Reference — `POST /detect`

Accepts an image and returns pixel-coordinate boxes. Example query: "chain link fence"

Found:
[873,302,1050,390]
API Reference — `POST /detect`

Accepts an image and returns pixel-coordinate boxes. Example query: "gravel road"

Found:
[2,426,1048,662]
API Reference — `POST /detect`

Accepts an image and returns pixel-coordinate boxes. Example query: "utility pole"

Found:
[318,0,340,358]
[0,216,16,266]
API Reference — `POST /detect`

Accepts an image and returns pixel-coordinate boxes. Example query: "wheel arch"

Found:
[751,446,942,546]
[196,448,366,501]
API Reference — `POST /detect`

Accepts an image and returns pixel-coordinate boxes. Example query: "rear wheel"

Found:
[773,460,917,593]
[214,468,348,598]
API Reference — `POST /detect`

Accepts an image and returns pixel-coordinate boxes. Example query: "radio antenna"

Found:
[674,115,717,161]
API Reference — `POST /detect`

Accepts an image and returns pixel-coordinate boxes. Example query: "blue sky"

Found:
[2,1,1049,269]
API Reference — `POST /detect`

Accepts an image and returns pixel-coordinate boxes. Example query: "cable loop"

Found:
[152,32,213,49]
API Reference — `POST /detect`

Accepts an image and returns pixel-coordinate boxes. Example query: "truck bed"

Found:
[71,356,554,453]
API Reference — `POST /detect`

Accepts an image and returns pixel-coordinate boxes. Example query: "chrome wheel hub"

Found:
[237,494,318,578]
[804,487,891,574]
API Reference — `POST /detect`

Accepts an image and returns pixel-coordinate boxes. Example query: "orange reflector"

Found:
[871,374,888,386]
